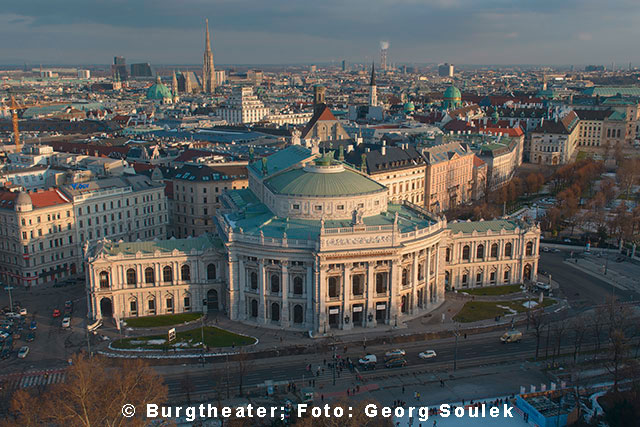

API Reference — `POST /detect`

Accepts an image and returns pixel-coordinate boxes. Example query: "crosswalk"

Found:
[0,369,66,391]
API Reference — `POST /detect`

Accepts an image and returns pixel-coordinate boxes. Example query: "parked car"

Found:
[29,321,37,330]
[418,350,437,359]
[17,346,29,359]
[385,358,407,368]
[0,331,10,341]
[64,300,73,310]
[542,247,550,252]
[62,317,71,328]
[6,312,21,319]
[18,308,27,316]
[25,332,35,342]
[536,282,551,291]
[52,309,61,318]
[384,349,406,358]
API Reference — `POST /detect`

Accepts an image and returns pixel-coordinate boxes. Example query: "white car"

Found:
[418,350,437,359]
[18,308,27,316]
[62,317,71,328]
[17,346,29,359]
[385,349,406,358]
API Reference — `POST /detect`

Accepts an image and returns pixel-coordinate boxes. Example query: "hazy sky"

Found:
[1,0,639,66]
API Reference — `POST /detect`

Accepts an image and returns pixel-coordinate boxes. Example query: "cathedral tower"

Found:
[202,18,215,94]
[369,62,378,107]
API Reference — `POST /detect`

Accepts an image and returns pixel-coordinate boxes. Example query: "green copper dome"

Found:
[443,85,461,100]
[404,102,415,113]
[146,76,172,101]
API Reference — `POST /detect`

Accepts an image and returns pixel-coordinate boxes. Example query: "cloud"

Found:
[0,0,638,64]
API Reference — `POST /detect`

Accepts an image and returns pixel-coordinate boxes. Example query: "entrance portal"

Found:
[100,297,113,317]
[207,289,218,312]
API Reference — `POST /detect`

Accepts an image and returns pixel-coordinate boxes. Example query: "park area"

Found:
[111,326,256,350]
[462,284,523,296]
[123,313,203,328]
[453,298,555,323]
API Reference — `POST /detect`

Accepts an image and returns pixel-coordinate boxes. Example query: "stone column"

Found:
[281,262,289,327]
[425,246,432,306]
[318,265,327,333]
[258,260,266,324]
[366,263,375,328]
[434,243,442,301]
[411,253,418,314]
[305,266,313,327]
[389,259,400,326]
[238,258,246,320]
[227,256,236,320]
[342,264,352,330]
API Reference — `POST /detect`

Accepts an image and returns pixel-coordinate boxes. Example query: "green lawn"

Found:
[453,298,556,323]
[576,151,592,161]
[112,326,256,350]
[124,313,203,328]
[463,284,523,296]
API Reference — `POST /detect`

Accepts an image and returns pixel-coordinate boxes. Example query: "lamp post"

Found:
[453,324,460,372]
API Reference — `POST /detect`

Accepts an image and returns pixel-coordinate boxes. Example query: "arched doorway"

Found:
[524,264,532,281]
[271,303,280,322]
[100,297,113,318]
[207,289,218,312]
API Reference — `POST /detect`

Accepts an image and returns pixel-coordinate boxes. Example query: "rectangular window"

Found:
[314,205,322,211]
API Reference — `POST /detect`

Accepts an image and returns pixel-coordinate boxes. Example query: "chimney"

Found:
[381,145,386,155]
[347,145,354,153]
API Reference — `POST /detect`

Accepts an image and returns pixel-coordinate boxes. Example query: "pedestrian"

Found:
[417,392,420,401]
[433,420,437,427]
[464,333,467,339]
[321,394,324,402]
[347,389,350,396]
[402,386,405,394]
[323,359,326,365]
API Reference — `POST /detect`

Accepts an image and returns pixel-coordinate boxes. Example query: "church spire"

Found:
[202,18,215,94]
[370,62,376,86]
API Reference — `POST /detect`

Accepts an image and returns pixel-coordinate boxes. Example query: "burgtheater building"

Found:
[87,146,540,334]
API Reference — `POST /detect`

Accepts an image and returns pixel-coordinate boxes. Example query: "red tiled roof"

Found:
[174,149,215,163]
[473,155,486,168]
[29,189,70,208]
[0,191,17,210]
[132,162,155,173]
[301,105,339,138]
[477,126,524,137]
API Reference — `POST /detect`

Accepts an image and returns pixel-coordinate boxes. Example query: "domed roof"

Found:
[146,76,172,101]
[264,164,386,197]
[15,191,32,211]
[404,102,415,113]
[443,85,461,100]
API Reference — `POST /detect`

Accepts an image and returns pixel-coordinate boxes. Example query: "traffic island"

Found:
[453,299,556,323]
[111,326,256,350]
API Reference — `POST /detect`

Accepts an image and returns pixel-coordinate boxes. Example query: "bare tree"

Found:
[530,309,546,360]
[593,305,607,358]
[180,371,195,404]
[552,320,567,364]
[607,328,630,392]
[569,315,587,364]
[236,347,253,397]
[3,353,167,427]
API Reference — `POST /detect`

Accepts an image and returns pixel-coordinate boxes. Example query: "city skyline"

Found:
[1,0,639,66]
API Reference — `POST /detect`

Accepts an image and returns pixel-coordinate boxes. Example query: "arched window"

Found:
[328,277,339,298]
[352,275,364,296]
[490,243,498,258]
[250,271,258,290]
[293,305,304,324]
[504,269,510,283]
[418,264,424,280]
[526,242,534,256]
[270,274,280,293]
[505,242,513,258]
[99,271,110,288]
[401,295,408,313]
[476,244,484,259]
[293,276,303,295]
[376,272,387,294]
[181,264,190,281]
[401,268,409,286]
[271,302,280,322]
[251,299,258,318]
[163,266,172,283]
[462,245,470,260]
[126,268,136,286]
[445,247,451,262]
[207,263,216,280]
[144,267,154,284]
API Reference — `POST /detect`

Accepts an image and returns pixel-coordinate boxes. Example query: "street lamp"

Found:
[3,283,13,313]
[453,324,460,372]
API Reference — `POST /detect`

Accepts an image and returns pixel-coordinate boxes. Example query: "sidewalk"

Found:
[564,257,639,292]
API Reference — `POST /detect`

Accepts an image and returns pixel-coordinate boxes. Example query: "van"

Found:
[501,330,522,343]
[358,354,377,370]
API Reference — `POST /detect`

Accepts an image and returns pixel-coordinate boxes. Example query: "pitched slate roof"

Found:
[173,164,247,182]
[301,105,340,138]
[100,233,221,256]
[423,141,472,165]
[343,145,425,174]
[248,145,313,178]
[448,219,519,234]
[574,109,611,121]
[532,111,579,134]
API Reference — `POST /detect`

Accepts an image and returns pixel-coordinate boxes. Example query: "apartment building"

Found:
[170,164,248,238]
[529,111,580,165]
[0,189,78,286]
[60,175,168,245]
[423,142,476,213]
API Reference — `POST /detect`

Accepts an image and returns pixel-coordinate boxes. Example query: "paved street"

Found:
[539,251,640,310]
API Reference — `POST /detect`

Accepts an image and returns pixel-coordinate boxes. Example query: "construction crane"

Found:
[8,96,66,153]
